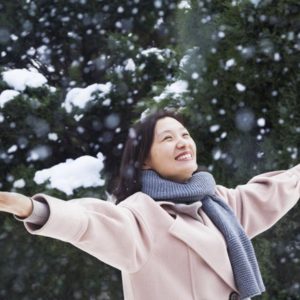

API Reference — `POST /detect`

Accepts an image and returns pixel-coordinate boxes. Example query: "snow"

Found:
[153,80,189,102]
[141,47,173,61]
[235,82,246,92]
[124,58,136,71]
[235,109,255,131]
[115,21,122,29]
[27,47,36,56]
[34,153,105,195]
[140,108,151,121]
[2,68,47,91]
[102,98,111,106]
[257,152,264,158]
[48,133,58,141]
[179,47,199,71]
[290,148,298,160]
[154,17,164,29]
[257,118,266,127]
[129,128,137,139]
[218,109,226,115]
[117,6,124,13]
[220,132,227,139]
[63,82,112,113]
[13,179,26,189]
[191,72,199,79]
[274,53,281,61]
[7,145,18,153]
[36,45,52,65]
[225,58,236,69]
[178,0,191,9]
[104,113,120,129]
[74,114,84,121]
[10,34,18,41]
[201,15,212,24]
[250,0,261,7]
[218,31,226,39]
[27,145,52,162]
[154,0,162,8]
[210,124,221,132]
[0,90,20,108]
[212,148,222,160]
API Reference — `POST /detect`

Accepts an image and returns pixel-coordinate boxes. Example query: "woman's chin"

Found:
[178,164,197,176]
[168,170,194,183]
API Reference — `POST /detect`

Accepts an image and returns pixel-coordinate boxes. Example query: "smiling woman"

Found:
[0,109,299,300]
[113,110,195,202]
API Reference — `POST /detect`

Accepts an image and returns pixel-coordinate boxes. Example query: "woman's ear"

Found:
[142,158,151,170]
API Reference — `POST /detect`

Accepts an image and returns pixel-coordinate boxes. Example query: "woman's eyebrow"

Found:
[157,127,188,137]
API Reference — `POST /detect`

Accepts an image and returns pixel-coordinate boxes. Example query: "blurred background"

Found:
[0,0,299,299]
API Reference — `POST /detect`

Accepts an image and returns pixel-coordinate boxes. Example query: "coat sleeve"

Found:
[215,164,300,238]
[23,194,153,273]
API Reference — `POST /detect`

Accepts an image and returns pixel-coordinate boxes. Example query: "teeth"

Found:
[176,154,192,160]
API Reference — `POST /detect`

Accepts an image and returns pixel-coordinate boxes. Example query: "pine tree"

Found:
[0,1,179,298]
[172,0,300,298]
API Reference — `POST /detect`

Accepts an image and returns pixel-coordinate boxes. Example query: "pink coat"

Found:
[24,164,300,300]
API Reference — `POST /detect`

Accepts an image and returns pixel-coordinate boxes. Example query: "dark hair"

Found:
[113,109,185,204]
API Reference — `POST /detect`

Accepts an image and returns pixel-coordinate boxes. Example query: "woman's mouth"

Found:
[175,153,192,161]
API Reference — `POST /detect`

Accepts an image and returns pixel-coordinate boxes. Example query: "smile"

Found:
[175,153,192,161]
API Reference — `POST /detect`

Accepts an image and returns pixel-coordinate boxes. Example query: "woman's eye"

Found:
[183,133,190,137]
[163,136,172,141]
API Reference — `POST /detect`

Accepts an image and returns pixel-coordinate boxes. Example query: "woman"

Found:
[0,110,299,300]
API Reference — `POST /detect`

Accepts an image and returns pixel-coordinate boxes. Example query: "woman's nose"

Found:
[176,138,188,148]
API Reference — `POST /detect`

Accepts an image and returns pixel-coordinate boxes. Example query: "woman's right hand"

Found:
[0,192,33,217]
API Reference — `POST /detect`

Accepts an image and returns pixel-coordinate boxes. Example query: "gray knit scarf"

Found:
[141,170,265,300]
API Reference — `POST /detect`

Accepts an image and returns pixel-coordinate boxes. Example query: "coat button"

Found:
[229,291,240,300]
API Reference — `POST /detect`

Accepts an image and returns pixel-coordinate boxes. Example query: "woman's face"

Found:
[143,117,198,182]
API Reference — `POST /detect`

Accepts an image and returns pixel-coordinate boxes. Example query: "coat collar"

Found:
[159,202,237,291]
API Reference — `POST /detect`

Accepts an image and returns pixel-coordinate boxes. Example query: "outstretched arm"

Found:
[216,164,300,238]
[0,192,33,217]
[1,191,153,273]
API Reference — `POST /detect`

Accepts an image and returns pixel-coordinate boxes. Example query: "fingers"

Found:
[0,192,32,217]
